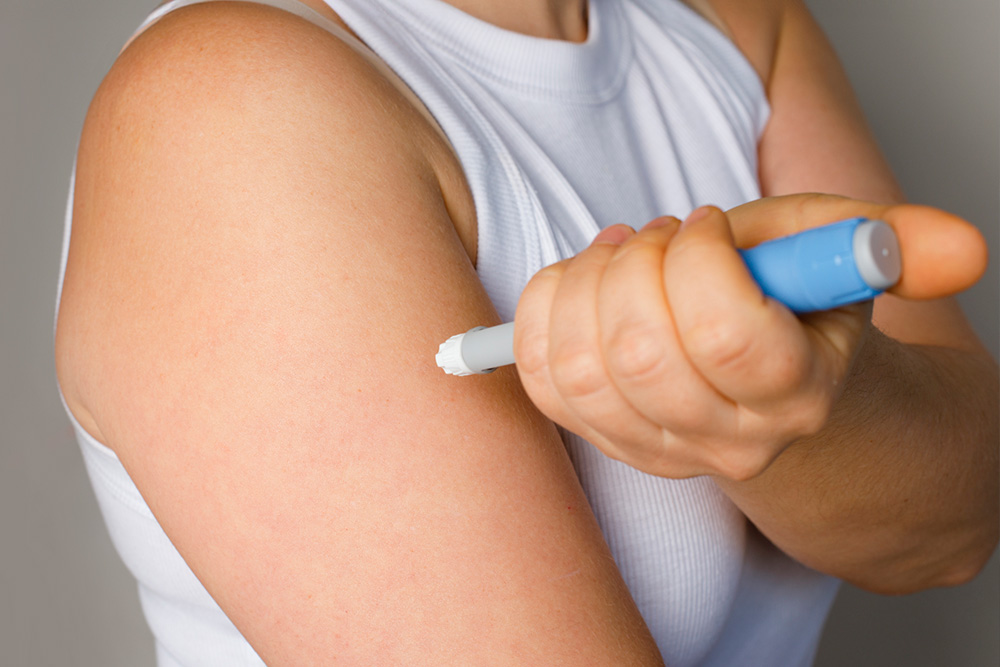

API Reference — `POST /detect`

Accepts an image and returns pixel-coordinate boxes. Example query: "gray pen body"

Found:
[459,323,516,374]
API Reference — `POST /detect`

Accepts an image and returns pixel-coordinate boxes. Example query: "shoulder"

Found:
[688,0,790,86]
[53,11,669,660]
[87,0,473,233]
[89,1,441,169]
[56,0,475,436]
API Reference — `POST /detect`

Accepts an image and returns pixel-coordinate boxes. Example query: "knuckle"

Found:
[766,346,813,394]
[513,330,549,378]
[612,231,664,259]
[717,447,774,482]
[792,193,844,225]
[667,400,715,436]
[537,259,570,280]
[683,318,756,372]
[789,393,834,437]
[522,261,568,298]
[550,344,607,399]
[600,432,675,478]
[605,323,668,381]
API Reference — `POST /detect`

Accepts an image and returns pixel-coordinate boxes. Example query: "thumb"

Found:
[883,204,988,299]
[725,195,988,301]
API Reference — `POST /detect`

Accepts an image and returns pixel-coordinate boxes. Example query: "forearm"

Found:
[715,325,999,593]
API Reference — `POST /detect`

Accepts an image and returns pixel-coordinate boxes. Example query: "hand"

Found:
[513,193,987,480]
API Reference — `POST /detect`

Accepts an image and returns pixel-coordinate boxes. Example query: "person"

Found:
[54,0,997,664]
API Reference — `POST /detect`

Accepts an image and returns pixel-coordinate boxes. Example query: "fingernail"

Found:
[680,206,713,230]
[640,216,680,232]
[591,224,633,246]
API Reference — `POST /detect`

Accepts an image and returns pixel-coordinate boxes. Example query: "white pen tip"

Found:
[436,333,476,376]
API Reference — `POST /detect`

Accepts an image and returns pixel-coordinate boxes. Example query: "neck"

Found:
[444,0,589,41]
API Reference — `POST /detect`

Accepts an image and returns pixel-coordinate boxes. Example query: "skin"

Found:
[516,197,996,592]
[515,0,999,594]
[53,0,997,662]
[56,1,662,663]
[517,200,988,480]
[718,0,999,592]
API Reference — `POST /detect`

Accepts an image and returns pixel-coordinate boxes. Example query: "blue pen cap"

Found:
[738,217,901,313]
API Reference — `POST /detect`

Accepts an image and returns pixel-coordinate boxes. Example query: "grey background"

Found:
[2,0,996,664]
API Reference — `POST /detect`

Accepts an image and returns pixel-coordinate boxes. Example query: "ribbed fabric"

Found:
[56,1,839,664]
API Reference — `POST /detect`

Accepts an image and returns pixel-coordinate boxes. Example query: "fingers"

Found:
[514,203,880,480]
[725,193,889,247]
[515,226,666,460]
[662,207,838,416]
[513,256,572,426]
[596,217,726,432]
[549,228,675,456]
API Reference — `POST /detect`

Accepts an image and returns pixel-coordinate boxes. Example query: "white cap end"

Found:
[436,333,476,376]
[853,219,902,290]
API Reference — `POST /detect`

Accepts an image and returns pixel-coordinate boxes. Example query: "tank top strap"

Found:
[120,0,456,156]
[121,0,366,56]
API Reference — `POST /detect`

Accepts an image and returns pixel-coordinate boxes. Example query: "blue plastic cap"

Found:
[738,217,900,313]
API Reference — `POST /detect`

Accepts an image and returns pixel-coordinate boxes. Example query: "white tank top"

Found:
[56,1,839,664]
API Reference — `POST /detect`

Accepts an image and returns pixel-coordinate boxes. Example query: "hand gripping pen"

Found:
[436,217,901,376]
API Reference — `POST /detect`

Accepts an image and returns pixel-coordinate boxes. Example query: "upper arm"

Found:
[711,0,988,352]
[56,4,660,663]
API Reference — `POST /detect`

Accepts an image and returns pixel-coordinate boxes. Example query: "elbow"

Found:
[934,530,999,590]
[877,388,1000,595]
[843,479,998,596]
[848,528,999,596]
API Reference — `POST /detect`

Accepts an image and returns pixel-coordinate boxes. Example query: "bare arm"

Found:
[55,4,662,662]
[712,0,998,593]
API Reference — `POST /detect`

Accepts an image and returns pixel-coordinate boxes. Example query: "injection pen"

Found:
[436,216,901,376]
